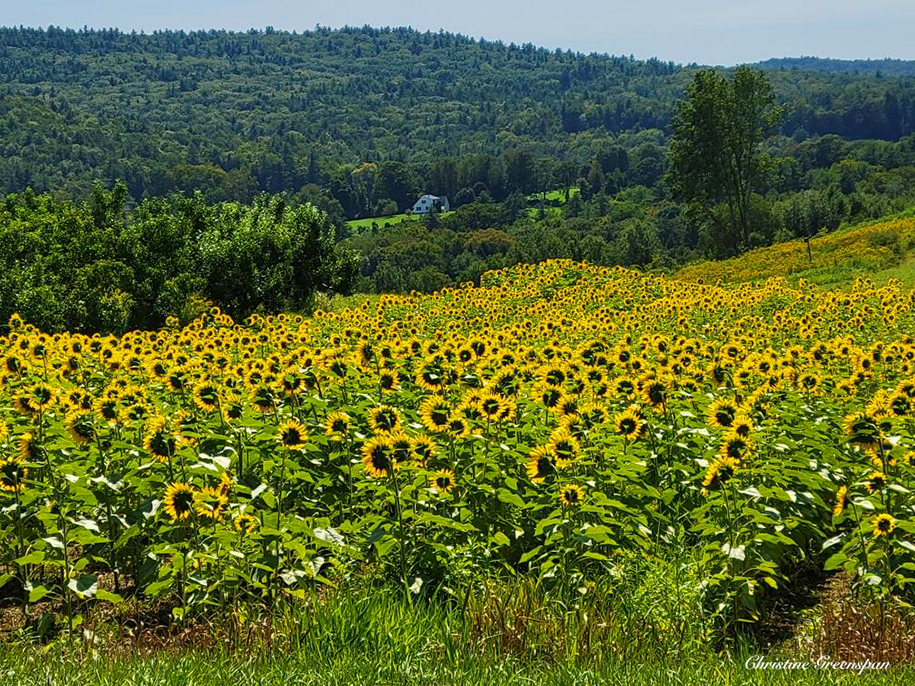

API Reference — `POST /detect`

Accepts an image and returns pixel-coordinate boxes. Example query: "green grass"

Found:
[2,649,909,685]
[346,213,413,230]
[527,187,580,203]
[346,211,454,231]
[868,254,915,288]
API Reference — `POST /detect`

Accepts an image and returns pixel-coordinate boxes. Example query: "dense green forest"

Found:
[3,25,915,322]
[2,25,915,209]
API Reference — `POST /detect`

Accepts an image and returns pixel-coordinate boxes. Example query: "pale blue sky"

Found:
[4,0,913,65]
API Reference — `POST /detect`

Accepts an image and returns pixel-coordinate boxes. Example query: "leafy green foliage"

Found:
[0,185,357,331]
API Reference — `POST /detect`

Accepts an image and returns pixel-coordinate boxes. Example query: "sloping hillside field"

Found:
[675,216,915,285]
[1,260,914,638]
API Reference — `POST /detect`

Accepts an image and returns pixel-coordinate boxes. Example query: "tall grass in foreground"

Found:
[3,564,914,685]
[1,581,912,686]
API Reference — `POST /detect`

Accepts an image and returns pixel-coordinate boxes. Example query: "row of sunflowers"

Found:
[1,260,914,631]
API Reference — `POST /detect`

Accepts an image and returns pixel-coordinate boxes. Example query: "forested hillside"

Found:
[2,25,915,206]
[756,56,915,76]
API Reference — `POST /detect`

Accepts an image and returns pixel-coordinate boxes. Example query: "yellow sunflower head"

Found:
[234,513,258,535]
[871,513,896,538]
[0,457,28,493]
[369,405,401,434]
[559,484,583,507]
[324,411,351,441]
[277,420,309,450]
[702,456,739,490]
[361,435,396,478]
[193,486,228,521]
[163,482,195,521]
[431,469,456,494]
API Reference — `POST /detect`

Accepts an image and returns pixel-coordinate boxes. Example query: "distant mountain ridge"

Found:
[755,57,915,76]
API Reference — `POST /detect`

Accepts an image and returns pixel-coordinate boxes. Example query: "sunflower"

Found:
[324,411,351,441]
[559,484,583,507]
[843,411,881,448]
[143,416,180,462]
[29,383,55,408]
[580,403,607,429]
[642,378,668,409]
[871,513,896,538]
[120,401,153,426]
[730,414,754,438]
[17,432,42,462]
[538,385,566,410]
[549,427,580,468]
[0,458,27,492]
[167,368,189,392]
[378,370,400,392]
[192,380,220,412]
[411,435,436,467]
[720,431,753,462]
[163,482,195,521]
[887,391,911,417]
[431,469,456,494]
[13,393,37,417]
[556,395,579,418]
[234,513,258,535]
[388,431,413,465]
[93,396,120,424]
[0,420,7,444]
[865,471,887,494]
[415,358,448,393]
[218,471,233,497]
[797,372,820,394]
[457,397,482,422]
[280,371,304,397]
[222,392,245,423]
[361,435,396,478]
[277,420,308,450]
[193,486,228,521]
[706,399,738,429]
[369,405,401,434]
[419,396,451,434]
[65,410,96,446]
[447,416,470,439]
[249,384,277,414]
[489,368,521,397]
[526,445,557,483]
[541,364,567,387]
[478,392,506,421]
[612,376,637,399]
[702,456,739,490]
[614,407,642,439]
[833,485,848,518]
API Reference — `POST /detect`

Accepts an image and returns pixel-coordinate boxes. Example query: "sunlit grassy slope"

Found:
[673,214,915,287]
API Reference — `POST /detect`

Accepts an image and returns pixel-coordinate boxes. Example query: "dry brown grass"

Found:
[787,574,915,664]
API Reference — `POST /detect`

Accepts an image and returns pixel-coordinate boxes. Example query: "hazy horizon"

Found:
[4,0,914,66]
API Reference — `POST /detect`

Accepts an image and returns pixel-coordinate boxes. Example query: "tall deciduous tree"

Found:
[668,67,783,251]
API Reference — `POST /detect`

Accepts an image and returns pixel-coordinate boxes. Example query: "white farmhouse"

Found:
[410,194,450,214]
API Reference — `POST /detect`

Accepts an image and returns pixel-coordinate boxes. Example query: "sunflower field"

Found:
[2,259,915,637]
